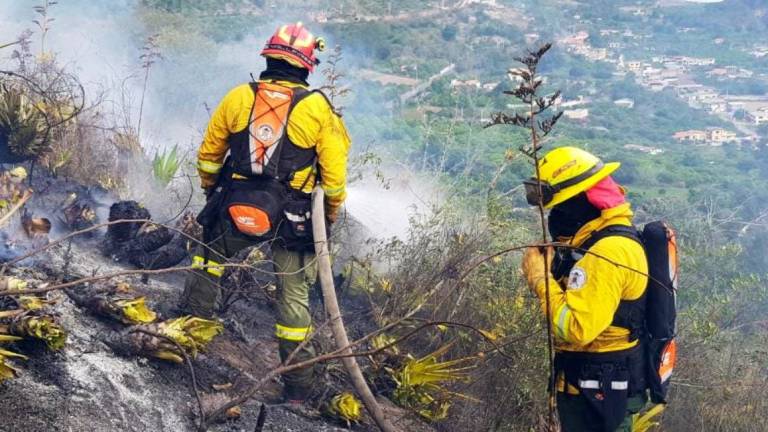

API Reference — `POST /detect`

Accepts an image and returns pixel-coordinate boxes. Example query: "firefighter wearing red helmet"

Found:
[181,22,350,403]
[261,22,326,71]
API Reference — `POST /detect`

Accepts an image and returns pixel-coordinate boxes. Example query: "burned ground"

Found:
[0,235,375,432]
[0,175,432,432]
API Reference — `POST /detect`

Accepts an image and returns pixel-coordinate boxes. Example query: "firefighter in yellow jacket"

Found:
[521,147,648,431]
[180,22,351,402]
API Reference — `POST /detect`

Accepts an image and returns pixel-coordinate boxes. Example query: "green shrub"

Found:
[152,144,182,187]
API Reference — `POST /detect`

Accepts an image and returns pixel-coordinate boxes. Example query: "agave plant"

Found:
[0,84,49,162]
[6,312,67,350]
[87,294,157,326]
[0,346,27,383]
[0,277,53,312]
[324,392,363,425]
[152,145,182,187]
[632,404,665,432]
[390,343,477,421]
[129,316,223,364]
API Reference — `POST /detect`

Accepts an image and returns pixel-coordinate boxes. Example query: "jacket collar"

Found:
[256,79,309,89]
[570,203,635,246]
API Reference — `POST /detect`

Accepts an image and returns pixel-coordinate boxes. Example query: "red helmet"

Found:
[261,22,325,72]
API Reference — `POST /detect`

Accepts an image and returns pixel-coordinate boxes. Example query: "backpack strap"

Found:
[552,225,640,281]
[269,86,315,180]
[281,89,338,190]
[579,225,641,251]
[578,225,647,342]
[242,82,316,182]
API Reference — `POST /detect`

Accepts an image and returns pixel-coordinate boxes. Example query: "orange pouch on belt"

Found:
[225,180,285,239]
[228,205,272,236]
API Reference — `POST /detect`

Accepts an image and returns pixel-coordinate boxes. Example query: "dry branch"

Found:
[200,274,458,430]
[312,186,397,432]
[486,43,561,429]
[198,318,502,431]
[0,263,254,297]
[0,190,32,228]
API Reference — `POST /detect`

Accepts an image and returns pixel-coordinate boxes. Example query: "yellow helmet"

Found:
[524,146,620,209]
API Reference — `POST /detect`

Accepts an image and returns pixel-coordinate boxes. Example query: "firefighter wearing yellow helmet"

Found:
[521,147,649,431]
[180,22,350,403]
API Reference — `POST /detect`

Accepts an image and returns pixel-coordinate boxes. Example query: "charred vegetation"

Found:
[102,200,188,270]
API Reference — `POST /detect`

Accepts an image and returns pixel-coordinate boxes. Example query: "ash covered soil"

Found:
[0,177,431,432]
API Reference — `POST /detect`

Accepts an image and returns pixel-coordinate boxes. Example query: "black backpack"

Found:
[554,221,678,404]
[639,221,678,404]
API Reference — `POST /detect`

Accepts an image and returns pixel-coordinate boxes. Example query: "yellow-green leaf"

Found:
[115,297,157,324]
[632,404,665,432]
[327,392,363,423]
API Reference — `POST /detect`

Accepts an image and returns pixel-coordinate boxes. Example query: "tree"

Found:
[592,68,613,80]
[758,123,768,138]
[569,66,586,78]
[613,159,639,184]
[441,25,458,42]
[375,45,391,60]
[747,80,768,95]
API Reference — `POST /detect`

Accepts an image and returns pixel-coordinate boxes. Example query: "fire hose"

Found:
[311,186,398,432]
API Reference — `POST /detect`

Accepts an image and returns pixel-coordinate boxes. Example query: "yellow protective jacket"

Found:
[196,80,351,217]
[533,203,648,354]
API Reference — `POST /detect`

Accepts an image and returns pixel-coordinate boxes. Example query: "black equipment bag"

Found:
[640,221,678,404]
[224,177,287,239]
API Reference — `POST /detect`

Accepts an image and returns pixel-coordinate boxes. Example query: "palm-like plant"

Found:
[152,145,182,187]
[130,316,223,364]
[390,343,477,421]
[0,84,49,162]
[632,404,666,432]
[324,392,363,425]
[0,346,27,383]
[6,313,67,350]
[89,295,158,326]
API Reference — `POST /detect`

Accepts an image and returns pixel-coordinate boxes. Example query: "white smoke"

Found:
[345,167,444,241]
[0,1,407,228]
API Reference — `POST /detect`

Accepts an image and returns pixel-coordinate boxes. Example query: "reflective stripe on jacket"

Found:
[197,80,351,216]
[533,203,648,353]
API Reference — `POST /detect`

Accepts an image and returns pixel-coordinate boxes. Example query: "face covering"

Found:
[259,58,310,86]
[585,176,625,210]
[547,192,602,240]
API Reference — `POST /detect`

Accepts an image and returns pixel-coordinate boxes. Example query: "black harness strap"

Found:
[271,87,316,182]
[555,225,647,342]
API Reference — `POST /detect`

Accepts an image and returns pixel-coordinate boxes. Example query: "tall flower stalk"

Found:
[486,43,562,430]
[137,34,162,139]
